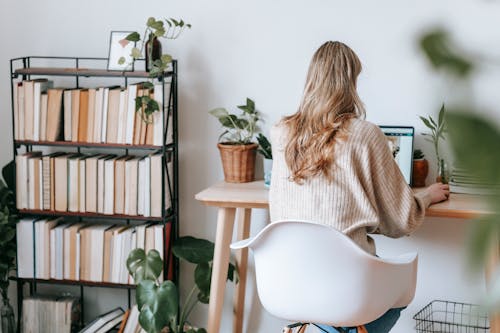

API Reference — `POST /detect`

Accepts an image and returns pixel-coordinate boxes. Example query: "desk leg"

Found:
[486,234,500,333]
[233,208,252,333]
[208,207,236,333]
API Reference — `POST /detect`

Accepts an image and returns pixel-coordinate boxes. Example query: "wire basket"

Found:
[414,300,490,332]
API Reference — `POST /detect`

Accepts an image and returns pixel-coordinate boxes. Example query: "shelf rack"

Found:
[10,56,180,332]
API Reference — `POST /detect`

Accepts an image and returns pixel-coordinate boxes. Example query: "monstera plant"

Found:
[127,236,236,333]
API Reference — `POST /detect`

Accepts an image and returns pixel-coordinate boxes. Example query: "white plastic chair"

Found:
[230,220,418,331]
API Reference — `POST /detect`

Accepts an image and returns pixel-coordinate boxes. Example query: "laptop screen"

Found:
[378,126,414,185]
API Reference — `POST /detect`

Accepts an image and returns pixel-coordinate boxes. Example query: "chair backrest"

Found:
[231,220,418,327]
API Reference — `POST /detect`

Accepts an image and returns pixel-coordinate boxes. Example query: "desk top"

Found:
[195,180,493,219]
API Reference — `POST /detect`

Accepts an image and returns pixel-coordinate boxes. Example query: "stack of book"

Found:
[449,166,499,195]
[79,307,126,333]
[16,218,173,284]
[120,306,146,333]
[15,152,173,217]
[13,80,172,146]
[22,295,80,333]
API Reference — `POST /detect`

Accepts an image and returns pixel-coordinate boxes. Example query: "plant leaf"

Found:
[195,262,211,303]
[131,47,142,59]
[137,280,178,333]
[446,110,500,185]
[127,248,163,284]
[126,32,141,42]
[208,108,229,119]
[173,236,214,264]
[419,116,435,130]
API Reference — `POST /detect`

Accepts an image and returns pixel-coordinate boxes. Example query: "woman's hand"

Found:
[426,182,450,204]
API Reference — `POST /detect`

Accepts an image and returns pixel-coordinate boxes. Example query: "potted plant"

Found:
[257,133,272,187]
[127,236,237,333]
[0,161,17,333]
[419,104,449,183]
[121,17,191,122]
[209,98,261,183]
[412,149,429,187]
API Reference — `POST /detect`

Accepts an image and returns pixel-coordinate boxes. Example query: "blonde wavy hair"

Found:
[282,41,366,184]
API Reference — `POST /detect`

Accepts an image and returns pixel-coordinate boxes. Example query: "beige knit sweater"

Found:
[269,118,432,255]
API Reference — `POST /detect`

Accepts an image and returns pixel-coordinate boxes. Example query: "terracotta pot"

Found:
[412,159,429,187]
[217,143,258,183]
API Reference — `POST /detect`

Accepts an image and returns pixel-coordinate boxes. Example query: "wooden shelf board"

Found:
[10,277,136,289]
[18,209,164,221]
[15,140,163,150]
[14,67,173,78]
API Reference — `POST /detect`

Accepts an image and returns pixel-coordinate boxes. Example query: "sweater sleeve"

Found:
[359,124,432,238]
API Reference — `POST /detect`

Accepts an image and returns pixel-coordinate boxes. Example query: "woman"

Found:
[269,41,449,333]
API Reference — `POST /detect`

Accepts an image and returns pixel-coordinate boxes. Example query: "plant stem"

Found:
[178,286,198,331]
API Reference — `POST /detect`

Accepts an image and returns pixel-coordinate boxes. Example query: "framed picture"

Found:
[107,31,136,71]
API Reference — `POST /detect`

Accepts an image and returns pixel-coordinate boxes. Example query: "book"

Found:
[14,82,21,140]
[122,305,140,333]
[39,93,48,141]
[63,89,73,141]
[71,89,81,142]
[93,87,104,143]
[22,296,80,333]
[16,219,36,278]
[87,88,97,143]
[16,82,25,140]
[54,153,70,211]
[106,87,121,143]
[117,89,128,144]
[117,309,130,333]
[46,88,64,141]
[23,80,35,140]
[102,225,120,283]
[150,153,163,217]
[35,218,60,279]
[79,307,124,333]
[68,154,83,212]
[114,156,130,214]
[16,152,42,209]
[125,84,138,144]
[78,89,89,142]
[63,223,84,280]
[50,222,68,280]
[124,156,140,216]
[104,156,118,214]
[28,155,42,210]
[101,87,110,143]
[79,156,87,213]
[32,79,52,141]
[85,154,103,213]
[153,81,172,146]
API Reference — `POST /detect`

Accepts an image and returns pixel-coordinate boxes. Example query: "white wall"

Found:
[1,1,499,332]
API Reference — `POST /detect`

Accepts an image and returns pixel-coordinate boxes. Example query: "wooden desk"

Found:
[195,180,494,333]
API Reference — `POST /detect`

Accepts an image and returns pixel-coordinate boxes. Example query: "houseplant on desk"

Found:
[420,104,449,183]
[412,149,429,187]
[209,98,261,183]
[257,133,273,187]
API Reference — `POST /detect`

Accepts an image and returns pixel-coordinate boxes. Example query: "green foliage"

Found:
[419,27,500,307]
[127,236,237,333]
[257,133,272,159]
[413,149,425,160]
[123,17,191,121]
[419,28,473,77]
[419,104,447,172]
[0,160,17,303]
[209,98,261,144]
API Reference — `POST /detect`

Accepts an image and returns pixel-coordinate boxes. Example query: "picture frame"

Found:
[107,31,136,71]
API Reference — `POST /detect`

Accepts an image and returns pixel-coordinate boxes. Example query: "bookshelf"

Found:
[9,56,179,332]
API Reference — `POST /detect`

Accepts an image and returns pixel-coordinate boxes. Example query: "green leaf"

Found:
[208,108,229,119]
[161,54,172,64]
[419,116,435,130]
[219,115,239,129]
[429,116,437,128]
[438,104,445,126]
[194,262,211,302]
[126,32,141,42]
[419,28,473,78]
[131,47,142,59]
[466,215,499,272]
[127,248,163,284]
[2,160,15,191]
[173,236,214,264]
[171,18,180,26]
[143,82,154,89]
[118,57,126,65]
[446,110,500,185]
[196,329,207,333]
[137,280,178,333]
[154,27,166,38]
[147,17,156,27]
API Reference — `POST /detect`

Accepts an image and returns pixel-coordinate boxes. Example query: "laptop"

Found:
[378,126,414,186]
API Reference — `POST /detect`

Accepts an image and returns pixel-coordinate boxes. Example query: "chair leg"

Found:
[283,323,309,333]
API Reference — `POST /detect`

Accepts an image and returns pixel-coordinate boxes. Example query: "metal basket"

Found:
[414,300,490,332]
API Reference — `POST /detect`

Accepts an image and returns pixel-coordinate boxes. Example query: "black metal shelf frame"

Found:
[9,56,180,332]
